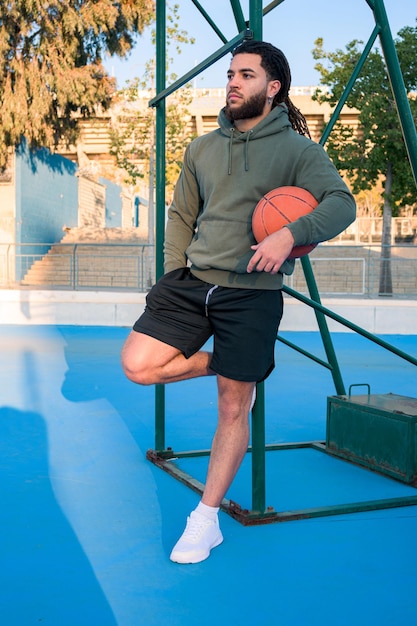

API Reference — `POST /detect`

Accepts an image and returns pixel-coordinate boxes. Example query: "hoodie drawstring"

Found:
[228,129,234,175]
[228,128,253,175]
[244,130,252,172]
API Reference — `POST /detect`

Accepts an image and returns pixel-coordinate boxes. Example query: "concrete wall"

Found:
[0,290,145,327]
[2,142,126,245]
[0,290,415,336]
[281,297,417,335]
[101,177,123,227]
[15,141,78,245]
[77,176,105,228]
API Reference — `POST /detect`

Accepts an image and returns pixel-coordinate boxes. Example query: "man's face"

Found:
[225,52,271,123]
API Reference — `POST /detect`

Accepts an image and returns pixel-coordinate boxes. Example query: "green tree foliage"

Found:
[313,25,417,209]
[0,0,154,168]
[109,3,195,200]
[313,24,417,294]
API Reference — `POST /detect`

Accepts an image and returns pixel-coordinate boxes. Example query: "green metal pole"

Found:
[251,381,266,513]
[154,0,166,452]
[283,283,417,368]
[248,0,266,514]
[149,31,246,107]
[371,0,417,187]
[263,0,286,17]
[301,256,346,395]
[320,25,380,147]
[190,0,228,44]
[249,0,263,41]
[230,0,247,32]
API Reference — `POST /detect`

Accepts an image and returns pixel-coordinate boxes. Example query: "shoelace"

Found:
[184,515,213,543]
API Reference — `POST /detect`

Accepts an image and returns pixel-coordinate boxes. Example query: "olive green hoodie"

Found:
[164,104,356,289]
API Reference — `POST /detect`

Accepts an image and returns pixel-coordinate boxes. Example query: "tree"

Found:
[0,0,154,169]
[109,3,195,201]
[109,79,194,201]
[313,24,417,295]
[109,3,194,287]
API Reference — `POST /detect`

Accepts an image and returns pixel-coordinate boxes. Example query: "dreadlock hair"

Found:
[232,40,311,138]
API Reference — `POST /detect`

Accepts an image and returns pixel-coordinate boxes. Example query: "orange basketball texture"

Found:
[252,186,318,259]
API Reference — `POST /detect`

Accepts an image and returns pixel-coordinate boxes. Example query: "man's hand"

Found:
[247,227,295,274]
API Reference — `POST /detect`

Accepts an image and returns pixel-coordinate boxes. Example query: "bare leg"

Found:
[202,376,255,507]
[121,330,215,386]
[122,332,254,501]
[169,375,255,563]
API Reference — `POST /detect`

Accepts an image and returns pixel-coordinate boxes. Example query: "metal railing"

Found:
[0,241,416,297]
[0,242,154,291]
[287,244,417,297]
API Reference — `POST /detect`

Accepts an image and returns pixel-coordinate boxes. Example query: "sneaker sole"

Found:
[170,534,223,564]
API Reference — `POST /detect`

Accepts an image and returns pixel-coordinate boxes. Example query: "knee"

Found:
[122,363,151,386]
[217,396,248,423]
[121,349,155,386]
[217,382,255,421]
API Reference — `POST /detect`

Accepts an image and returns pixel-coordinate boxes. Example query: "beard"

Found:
[225,86,268,122]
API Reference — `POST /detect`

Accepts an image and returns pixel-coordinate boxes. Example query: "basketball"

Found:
[252,186,318,259]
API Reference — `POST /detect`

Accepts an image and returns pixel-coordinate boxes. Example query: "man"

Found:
[121,40,356,563]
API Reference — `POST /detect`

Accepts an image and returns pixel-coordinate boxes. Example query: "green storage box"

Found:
[326,392,417,485]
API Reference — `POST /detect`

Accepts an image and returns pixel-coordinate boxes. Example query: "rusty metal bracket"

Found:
[146,441,417,526]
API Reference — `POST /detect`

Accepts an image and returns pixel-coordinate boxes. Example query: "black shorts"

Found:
[133,268,283,382]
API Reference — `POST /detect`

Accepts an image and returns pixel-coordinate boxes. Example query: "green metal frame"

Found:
[146,0,417,524]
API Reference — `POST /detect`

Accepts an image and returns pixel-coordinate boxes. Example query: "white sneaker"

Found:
[170,511,223,564]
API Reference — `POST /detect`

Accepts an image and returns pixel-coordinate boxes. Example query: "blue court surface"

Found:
[1,324,416,625]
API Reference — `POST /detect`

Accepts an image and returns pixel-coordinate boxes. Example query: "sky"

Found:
[104,0,417,89]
